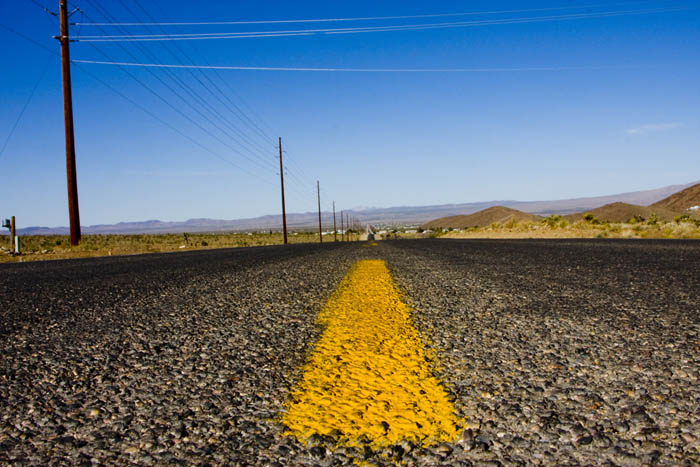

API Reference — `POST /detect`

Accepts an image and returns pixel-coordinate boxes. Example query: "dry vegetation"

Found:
[433,215,700,240]
[422,206,541,230]
[0,231,328,263]
[563,202,680,223]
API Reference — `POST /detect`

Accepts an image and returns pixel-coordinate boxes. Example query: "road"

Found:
[1,239,699,465]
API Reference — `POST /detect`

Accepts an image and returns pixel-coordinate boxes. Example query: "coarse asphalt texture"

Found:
[1,239,699,465]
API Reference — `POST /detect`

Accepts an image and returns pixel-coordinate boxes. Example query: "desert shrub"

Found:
[559,219,569,228]
[583,213,601,224]
[542,215,562,228]
[504,218,518,229]
[201,241,208,246]
[674,214,700,226]
[417,228,424,233]
[647,213,659,226]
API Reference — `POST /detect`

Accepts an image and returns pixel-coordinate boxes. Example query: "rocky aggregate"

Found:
[0,244,370,465]
[383,239,700,465]
[1,239,699,465]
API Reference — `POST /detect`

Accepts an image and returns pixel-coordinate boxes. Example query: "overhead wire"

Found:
[28,0,57,16]
[99,0,312,199]
[0,22,57,55]
[148,0,279,148]
[79,4,281,185]
[281,148,316,190]
[104,1,319,211]
[148,0,316,206]
[73,62,275,184]
[71,1,669,26]
[70,60,653,73]
[152,0,277,148]
[9,3,321,216]
[81,0,279,171]
[129,0,279,159]
[121,5,320,215]
[0,55,53,160]
[0,17,271,184]
[128,1,319,208]
[75,0,280,177]
[71,6,691,42]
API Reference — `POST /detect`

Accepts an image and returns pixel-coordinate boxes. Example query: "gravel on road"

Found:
[1,239,699,465]
[383,239,700,465]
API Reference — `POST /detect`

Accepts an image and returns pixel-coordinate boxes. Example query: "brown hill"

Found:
[563,202,680,223]
[422,206,542,229]
[650,183,700,213]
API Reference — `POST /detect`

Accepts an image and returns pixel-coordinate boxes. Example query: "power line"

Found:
[0,55,53,160]
[70,1,667,26]
[0,22,57,55]
[148,0,279,147]
[75,0,280,175]
[73,62,275,187]
[129,0,279,158]
[28,0,57,16]
[78,2,317,205]
[71,6,691,42]
[85,0,281,166]
[282,150,316,190]
[65,2,279,185]
[8,3,316,219]
[76,1,318,201]
[71,60,653,73]
[83,1,278,170]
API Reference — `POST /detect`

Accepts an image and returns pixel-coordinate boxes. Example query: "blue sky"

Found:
[1,1,699,227]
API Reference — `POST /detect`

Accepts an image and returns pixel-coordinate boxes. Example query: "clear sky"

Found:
[1,0,699,227]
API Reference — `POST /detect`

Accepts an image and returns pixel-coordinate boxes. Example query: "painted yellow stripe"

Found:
[282,259,459,449]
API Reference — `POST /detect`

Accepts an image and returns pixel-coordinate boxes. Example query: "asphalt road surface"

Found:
[1,239,699,465]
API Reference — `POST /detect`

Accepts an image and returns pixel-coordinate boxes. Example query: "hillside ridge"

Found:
[650,183,700,212]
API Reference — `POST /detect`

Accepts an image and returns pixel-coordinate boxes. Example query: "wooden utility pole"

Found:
[10,216,16,247]
[341,210,344,242]
[278,137,287,244]
[317,180,322,243]
[59,0,81,246]
[333,201,337,242]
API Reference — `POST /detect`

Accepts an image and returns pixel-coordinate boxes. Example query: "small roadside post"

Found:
[2,218,10,250]
[3,217,19,254]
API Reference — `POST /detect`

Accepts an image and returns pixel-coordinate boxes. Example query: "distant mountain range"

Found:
[13,180,699,235]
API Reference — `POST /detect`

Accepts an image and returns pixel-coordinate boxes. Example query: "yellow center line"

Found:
[282,259,459,450]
